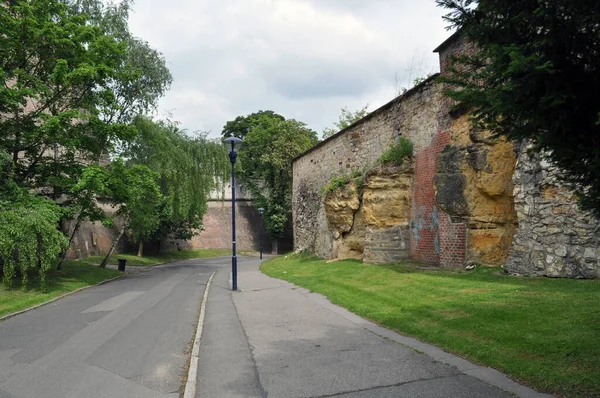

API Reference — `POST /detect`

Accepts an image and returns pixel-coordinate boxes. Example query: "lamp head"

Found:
[223,136,243,153]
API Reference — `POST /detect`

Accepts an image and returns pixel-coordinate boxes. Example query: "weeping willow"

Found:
[0,196,67,289]
[126,117,231,252]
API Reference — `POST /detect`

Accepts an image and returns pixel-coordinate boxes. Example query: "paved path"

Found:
[0,258,225,398]
[195,258,551,398]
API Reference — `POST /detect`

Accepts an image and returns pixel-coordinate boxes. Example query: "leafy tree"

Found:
[79,159,162,267]
[238,116,316,253]
[322,104,369,139]
[0,0,131,192]
[436,0,600,215]
[69,0,172,125]
[126,117,230,255]
[222,110,285,140]
[0,151,68,288]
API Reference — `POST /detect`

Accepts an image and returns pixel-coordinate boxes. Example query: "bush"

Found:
[323,170,364,193]
[0,195,68,289]
[378,137,413,166]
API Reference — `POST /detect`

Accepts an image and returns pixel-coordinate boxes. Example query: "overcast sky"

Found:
[128,0,452,139]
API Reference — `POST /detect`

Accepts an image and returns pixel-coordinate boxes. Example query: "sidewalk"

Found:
[195,257,552,398]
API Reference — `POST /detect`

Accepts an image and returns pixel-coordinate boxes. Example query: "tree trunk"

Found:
[137,240,144,257]
[156,241,161,255]
[271,239,279,255]
[99,224,125,268]
[57,217,82,270]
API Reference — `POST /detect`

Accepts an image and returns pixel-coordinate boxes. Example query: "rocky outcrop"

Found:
[505,143,600,278]
[363,163,413,264]
[324,182,364,260]
[435,114,517,265]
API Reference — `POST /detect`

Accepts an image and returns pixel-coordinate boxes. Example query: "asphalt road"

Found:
[0,257,225,398]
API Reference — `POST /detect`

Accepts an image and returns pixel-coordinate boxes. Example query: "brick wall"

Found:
[166,200,277,253]
[409,130,465,266]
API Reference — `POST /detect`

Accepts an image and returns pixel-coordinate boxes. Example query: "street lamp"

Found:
[258,208,265,260]
[224,136,243,291]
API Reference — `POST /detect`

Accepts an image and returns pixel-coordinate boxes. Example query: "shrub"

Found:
[323,170,364,193]
[378,137,413,166]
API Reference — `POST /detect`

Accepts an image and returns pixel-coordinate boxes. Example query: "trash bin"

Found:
[117,258,127,272]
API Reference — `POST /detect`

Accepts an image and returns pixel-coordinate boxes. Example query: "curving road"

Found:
[0,257,225,398]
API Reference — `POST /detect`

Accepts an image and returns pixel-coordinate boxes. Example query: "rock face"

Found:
[434,114,518,265]
[324,182,364,260]
[505,142,600,278]
[363,163,413,264]
[322,163,413,264]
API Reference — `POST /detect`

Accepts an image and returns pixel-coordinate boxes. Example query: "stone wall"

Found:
[65,200,131,259]
[434,114,518,265]
[169,200,276,253]
[505,143,600,278]
[293,78,443,259]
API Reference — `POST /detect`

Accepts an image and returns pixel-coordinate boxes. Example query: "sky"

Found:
[127,0,452,139]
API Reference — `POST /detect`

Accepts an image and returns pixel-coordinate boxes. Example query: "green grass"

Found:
[261,255,600,397]
[82,249,231,267]
[0,260,121,318]
[0,249,231,319]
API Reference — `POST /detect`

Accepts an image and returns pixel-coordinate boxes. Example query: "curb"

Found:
[183,271,216,398]
[299,287,552,398]
[0,273,125,323]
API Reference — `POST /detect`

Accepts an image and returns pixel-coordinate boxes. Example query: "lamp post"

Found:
[258,208,264,260]
[224,137,243,291]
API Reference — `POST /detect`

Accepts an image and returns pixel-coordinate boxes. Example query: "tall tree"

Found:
[238,116,316,253]
[221,110,285,139]
[322,104,370,139]
[436,0,600,215]
[126,117,230,255]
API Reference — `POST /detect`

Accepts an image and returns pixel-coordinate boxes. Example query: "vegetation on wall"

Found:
[323,170,364,194]
[377,138,414,166]
[322,104,370,139]
[436,0,600,216]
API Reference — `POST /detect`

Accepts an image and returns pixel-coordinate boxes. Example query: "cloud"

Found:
[128,0,450,138]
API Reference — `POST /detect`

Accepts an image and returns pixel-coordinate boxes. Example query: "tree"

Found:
[436,0,600,215]
[238,116,316,253]
[69,0,172,126]
[126,116,230,255]
[0,151,68,288]
[0,0,131,192]
[221,110,286,140]
[322,104,369,139]
[84,159,162,267]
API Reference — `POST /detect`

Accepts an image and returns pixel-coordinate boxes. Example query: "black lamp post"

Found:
[224,136,242,291]
[258,208,264,260]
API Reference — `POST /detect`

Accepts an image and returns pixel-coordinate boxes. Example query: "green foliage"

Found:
[378,137,413,165]
[436,0,600,216]
[221,110,285,140]
[237,114,317,239]
[0,194,68,289]
[322,104,369,139]
[127,117,230,245]
[323,170,364,193]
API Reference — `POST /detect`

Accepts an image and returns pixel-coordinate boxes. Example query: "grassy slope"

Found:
[261,255,600,397]
[0,249,231,319]
[0,260,120,318]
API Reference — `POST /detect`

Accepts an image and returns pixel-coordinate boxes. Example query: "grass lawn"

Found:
[0,260,121,318]
[261,254,600,397]
[82,248,231,267]
[0,249,231,319]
